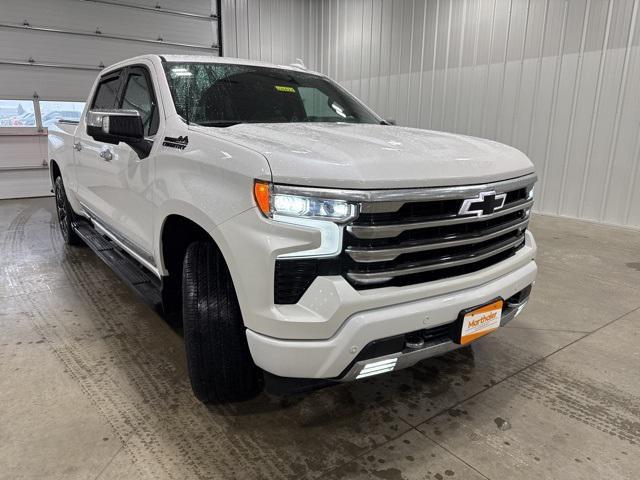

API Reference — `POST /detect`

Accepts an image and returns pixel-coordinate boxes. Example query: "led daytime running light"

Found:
[254,181,358,223]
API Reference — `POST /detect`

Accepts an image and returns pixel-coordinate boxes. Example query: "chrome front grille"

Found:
[342,174,536,288]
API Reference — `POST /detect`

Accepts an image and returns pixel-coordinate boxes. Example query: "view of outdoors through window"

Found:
[0,100,36,127]
[0,99,85,128]
[39,101,85,127]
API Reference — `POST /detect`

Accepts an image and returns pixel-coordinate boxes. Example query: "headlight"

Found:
[254,180,358,258]
[254,181,358,223]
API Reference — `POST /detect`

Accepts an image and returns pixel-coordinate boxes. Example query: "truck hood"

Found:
[197,123,535,189]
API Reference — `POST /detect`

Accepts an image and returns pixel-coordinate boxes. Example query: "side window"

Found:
[120,68,158,136]
[91,74,121,110]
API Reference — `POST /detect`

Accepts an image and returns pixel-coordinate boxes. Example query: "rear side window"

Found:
[120,67,158,136]
[91,73,121,110]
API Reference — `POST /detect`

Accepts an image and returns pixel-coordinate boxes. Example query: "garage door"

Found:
[0,0,222,199]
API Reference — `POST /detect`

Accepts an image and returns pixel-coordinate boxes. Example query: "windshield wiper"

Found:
[197,120,244,127]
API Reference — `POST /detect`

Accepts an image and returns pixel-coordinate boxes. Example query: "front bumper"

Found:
[338,285,531,382]
[246,258,537,379]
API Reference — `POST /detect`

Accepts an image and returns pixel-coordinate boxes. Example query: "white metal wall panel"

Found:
[0,29,217,100]
[0,0,219,101]
[0,132,47,168]
[222,0,315,69]
[1,0,217,46]
[0,66,98,103]
[311,0,640,228]
[110,0,215,17]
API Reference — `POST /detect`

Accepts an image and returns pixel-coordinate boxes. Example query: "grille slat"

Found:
[346,234,526,285]
[345,217,529,262]
[343,177,535,289]
[347,197,533,239]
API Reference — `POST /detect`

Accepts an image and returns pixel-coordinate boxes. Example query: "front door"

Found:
[75,64,160,262]
[74,68,123,221]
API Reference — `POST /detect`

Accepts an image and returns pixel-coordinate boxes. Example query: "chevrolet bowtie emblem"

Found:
[459,191,507,217]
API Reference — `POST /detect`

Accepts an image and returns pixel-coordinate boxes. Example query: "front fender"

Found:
[154,200,220,274]
[153,127,272,274]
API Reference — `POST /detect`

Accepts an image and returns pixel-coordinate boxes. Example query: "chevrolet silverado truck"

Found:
[48,54,537,403]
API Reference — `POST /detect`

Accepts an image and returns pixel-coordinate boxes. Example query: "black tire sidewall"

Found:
[54,176,81,246]
[182,241,261,403]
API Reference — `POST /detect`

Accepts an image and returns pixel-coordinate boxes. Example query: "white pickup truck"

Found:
[49,54,537,403]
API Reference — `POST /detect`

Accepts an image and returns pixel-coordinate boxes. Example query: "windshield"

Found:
[163,62,380,127]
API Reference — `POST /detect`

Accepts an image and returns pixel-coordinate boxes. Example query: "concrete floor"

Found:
[1,197,639,480]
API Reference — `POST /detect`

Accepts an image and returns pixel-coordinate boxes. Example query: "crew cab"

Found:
[49,54,537,403]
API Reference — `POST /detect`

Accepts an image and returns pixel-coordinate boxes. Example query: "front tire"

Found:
[54,176,82,246]
[182,241,262,403]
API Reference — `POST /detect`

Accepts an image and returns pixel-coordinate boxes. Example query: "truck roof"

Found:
[103,54,319,76]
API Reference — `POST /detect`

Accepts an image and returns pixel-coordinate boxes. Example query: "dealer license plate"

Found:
[460,299,503,345]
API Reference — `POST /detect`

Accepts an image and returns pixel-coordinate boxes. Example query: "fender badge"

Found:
[162,135,188,150]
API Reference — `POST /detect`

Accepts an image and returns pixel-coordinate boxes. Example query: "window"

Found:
[92,73,122,110]
[0,99,85,130]
[40,101,85,127]
[120,67,158,136]
[298,87,349,121]
[0,100,36,127]
[163,62,380,127]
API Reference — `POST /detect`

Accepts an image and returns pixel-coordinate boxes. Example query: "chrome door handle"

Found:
[73,141,82,151]
[99,148,113,161]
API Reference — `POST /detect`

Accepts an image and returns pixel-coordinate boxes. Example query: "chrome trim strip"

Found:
[346,236,525,285]
[86,109,140,129]
[339,343,456,382]
[0,165,48,171]
[92,220,161,279]
[80,203,160,278]
[273,173,536,208]
[88,109,140,117]
[501,303,524,325]
[348,198,533,239]
[346,218,530,262]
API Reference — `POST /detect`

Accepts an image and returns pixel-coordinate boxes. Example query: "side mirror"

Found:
[86,110,151,158]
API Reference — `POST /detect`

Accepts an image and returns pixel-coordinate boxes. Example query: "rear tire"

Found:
[182,241,262,403]
[54,176,82,246]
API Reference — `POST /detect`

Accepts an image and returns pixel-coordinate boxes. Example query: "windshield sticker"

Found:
[274,85,296,93]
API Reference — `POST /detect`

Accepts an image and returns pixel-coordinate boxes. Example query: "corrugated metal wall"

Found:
[230,0,639,228]
[221,0,317,69]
